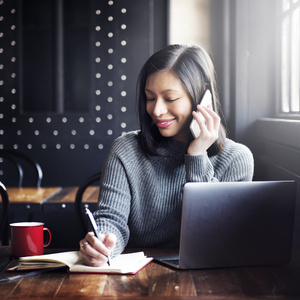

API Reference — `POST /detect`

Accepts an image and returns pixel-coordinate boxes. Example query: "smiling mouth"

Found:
[155,119,175,129]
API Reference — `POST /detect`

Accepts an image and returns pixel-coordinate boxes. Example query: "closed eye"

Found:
[166,98,179,102]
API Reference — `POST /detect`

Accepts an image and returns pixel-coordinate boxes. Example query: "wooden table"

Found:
[1,247,300,299]
[6,186,99,204]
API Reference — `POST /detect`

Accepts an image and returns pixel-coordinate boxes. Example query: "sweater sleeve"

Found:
[184,140,254,182]
[94,139,132,257]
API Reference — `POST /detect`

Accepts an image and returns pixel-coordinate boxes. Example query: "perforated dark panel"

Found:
[0,0,167,186]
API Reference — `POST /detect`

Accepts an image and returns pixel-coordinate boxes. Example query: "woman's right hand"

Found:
[79,232,117,267]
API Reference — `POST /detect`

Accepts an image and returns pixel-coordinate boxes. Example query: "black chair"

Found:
[0,150,43,187]
[0,181,9,245]
[75,172,101,234]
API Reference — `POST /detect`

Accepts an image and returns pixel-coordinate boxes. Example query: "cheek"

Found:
[145,102,152,116]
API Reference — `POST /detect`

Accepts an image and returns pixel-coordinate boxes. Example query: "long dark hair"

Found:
[136,44,227,156]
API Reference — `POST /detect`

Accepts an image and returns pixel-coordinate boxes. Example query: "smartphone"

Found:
[189,90,213,139]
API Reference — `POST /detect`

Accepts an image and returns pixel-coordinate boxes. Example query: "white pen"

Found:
[85,208,111,266]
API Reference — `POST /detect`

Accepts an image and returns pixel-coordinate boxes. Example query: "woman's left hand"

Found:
[187,105,221,155]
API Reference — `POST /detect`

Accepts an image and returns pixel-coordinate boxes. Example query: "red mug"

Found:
[10,222,51,258]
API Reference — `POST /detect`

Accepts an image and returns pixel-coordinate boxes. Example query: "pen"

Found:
[85,207,111,266]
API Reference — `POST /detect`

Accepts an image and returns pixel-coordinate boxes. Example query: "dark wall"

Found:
[0,0,167,187]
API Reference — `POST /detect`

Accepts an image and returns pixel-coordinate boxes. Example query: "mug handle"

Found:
[43,227,51,248]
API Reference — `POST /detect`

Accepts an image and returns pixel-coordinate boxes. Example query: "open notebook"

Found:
[155,181,297,269]
[8,251,153,275]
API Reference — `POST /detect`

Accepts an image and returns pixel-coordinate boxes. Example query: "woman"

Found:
[79,44,254,266]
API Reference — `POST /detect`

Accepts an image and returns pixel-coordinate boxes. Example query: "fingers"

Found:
[79,232,116,267]
[188,106,220,155]
[194,105,220,135]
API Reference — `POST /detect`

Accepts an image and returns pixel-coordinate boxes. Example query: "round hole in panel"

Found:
[95,105,101,111]
[62,117,67,123]
[121,75,127,81]
[0,114,3,119]
[108,32,113,38]
[98,144,103,150]
[84,144,89,150]
[108,1,114,5]
[42,144,47,149]
[53,130,58,136]
[121,8,127,14]
[108,48,113,54]
[34,130,39,135]
[121,40,127,46]
[0,64,3,69]
[121,58,127,63]
[0,97,3,102]
[79,117,85,123]
[121,106,127,112]
[0,130,4,135]
[89,130,95,136]
[11,25,16,30]
[11,40,16,46]
[71,130,77,135]
[107,97,113,102]
[95,89,101,95]
[108,16,113,21]
[12,117,17,123]
[107,81,113,87]
[11,104,16,109]
[0,80,3,86]
[121,91,127,97]
[17,130,22,135]
[107,129,113,135]
[11,9,16,14]
[11,57,16,62]
[11,88,16,94]
[95,57,101,63]
[107,64,113,70]
[27,144,32,149]
[107,114,113,120]
[11,73,16,78]
[13,144,18,150]
[96,73,101,78]
[56,144,61,150]
[29,117,34,123]
[70,144,75,150]
[46,117,52,123]
[95,117,101,123]
[96,10,101,15]
[121,24,126,30]
[95,26,101,31]
[121,122,127,128]
[95,41,101,47]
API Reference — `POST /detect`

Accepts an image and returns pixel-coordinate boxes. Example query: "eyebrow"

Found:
[144,88,181,94]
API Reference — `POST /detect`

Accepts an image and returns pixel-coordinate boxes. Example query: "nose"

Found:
[152,98,168,117]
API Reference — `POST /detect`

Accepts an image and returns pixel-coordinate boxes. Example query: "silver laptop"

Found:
[155,181,296,269]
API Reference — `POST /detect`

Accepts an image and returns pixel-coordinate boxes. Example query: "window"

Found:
[280,0,300,114]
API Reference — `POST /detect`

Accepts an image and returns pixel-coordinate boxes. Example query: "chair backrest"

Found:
[0,181,9,245]
[0,150,43,187]
[75,172,101,234]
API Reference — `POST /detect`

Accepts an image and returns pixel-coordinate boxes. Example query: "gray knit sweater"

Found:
[94,130,254,256]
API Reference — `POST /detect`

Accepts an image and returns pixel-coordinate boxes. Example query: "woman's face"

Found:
[145,70,193,143]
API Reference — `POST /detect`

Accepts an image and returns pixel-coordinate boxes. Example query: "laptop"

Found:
[155,181,296,269]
